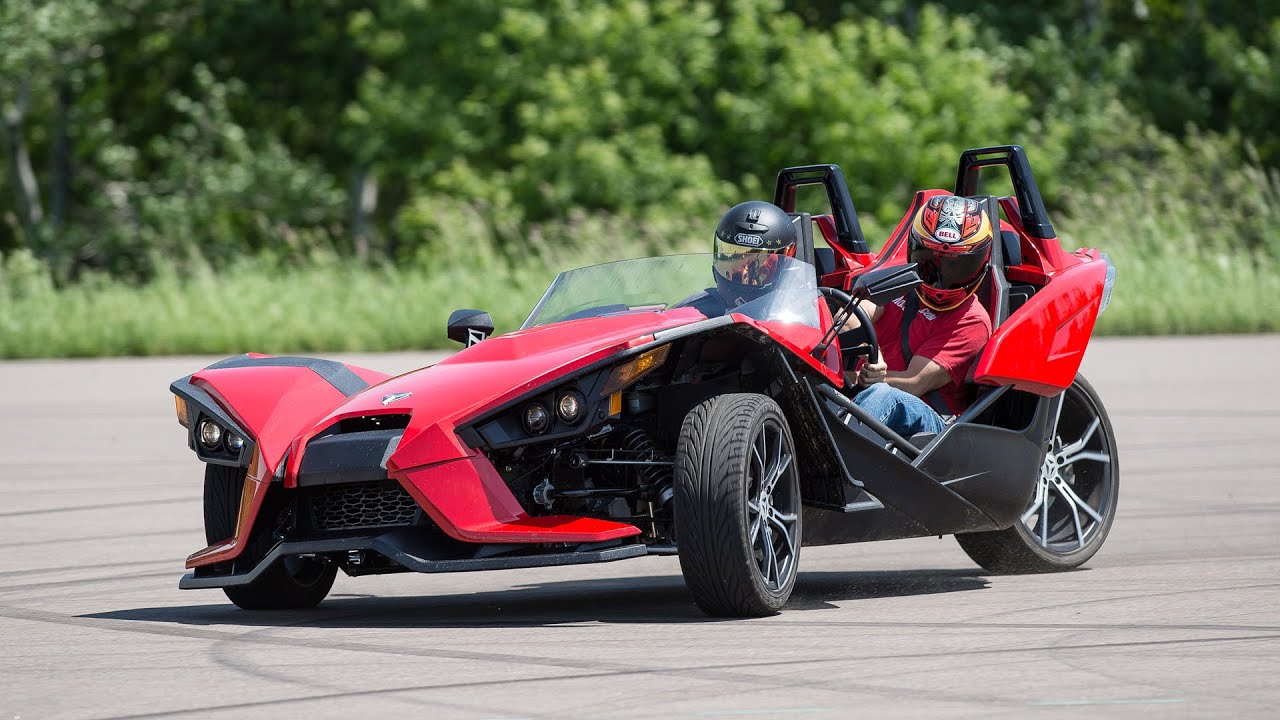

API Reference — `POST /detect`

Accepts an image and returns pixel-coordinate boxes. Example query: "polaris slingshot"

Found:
[171,146,1119,617]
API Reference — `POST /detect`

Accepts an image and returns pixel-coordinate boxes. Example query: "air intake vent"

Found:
[331,414,411,435]
[307,480,420,531]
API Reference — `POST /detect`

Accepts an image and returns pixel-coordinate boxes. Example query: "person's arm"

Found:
[838,300,883,332]
[884,355,951,395]
[861,309,990,397]
[853,354,948,395]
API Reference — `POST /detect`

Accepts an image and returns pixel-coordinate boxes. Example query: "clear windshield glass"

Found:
[521,253,821,330]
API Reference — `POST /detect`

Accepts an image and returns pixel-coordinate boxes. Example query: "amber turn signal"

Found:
[175,396,190,428]
[600,344,671,396]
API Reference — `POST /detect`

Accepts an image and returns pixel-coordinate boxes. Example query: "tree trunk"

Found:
[50,75,72,229]
[349,165,378,261]
[2,79,44,248]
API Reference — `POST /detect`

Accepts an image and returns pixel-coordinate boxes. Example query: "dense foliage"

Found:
[1,1,1277,354]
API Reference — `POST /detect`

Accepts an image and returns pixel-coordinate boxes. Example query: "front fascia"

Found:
[392,456,641,543]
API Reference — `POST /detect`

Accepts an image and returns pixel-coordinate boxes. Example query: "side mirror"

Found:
[447,309,494,347]
[852,263,922,305]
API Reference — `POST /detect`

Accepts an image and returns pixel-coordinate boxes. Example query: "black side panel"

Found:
[777,378,858,510]
[824,404,996,534]
[913,393,1054,528]
[802,504,929,546]
[913,425,1041,527]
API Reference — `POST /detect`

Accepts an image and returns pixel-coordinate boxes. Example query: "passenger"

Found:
[849,196,994,437]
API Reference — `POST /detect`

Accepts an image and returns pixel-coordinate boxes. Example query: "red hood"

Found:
[285,308,706,480]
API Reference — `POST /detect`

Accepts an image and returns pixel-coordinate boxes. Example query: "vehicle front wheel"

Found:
[675,394,802,617]
[956,374,1119,573]
[203,463,336,610]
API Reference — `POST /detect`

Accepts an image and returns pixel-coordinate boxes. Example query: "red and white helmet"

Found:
[908,195,994,310]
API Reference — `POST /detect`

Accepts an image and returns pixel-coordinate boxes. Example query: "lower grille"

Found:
[307,480,421,531]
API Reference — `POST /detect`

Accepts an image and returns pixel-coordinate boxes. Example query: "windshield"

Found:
[521,254,821,329]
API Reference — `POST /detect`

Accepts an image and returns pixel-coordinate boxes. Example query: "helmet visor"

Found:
[714,238,782,288]
[909,243,989,290]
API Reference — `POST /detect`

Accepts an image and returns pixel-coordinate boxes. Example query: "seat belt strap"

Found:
[900,292,953,416]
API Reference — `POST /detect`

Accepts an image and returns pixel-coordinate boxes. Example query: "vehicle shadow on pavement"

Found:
[84,569,988,628]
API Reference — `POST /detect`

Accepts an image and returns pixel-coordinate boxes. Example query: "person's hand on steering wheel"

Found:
[857,357,887,386]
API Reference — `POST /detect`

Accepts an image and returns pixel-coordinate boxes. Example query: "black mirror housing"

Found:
[852,263,922,306]
[447,309,495,347]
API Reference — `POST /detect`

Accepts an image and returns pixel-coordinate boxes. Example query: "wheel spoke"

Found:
[1058,480,1105,525]
[1060,417,1101,457]
[763,452,792,496]
[1050,392,1067,435]
[752,436,766,483]
[1039,485,1051,547]
[773,522,794,584]
[760,522,775,585]
[1062,450,1110,466]
[1021,481,1046,526]
[1053,481,1087,550]
[749,510,762,545]
[771,429,783,480]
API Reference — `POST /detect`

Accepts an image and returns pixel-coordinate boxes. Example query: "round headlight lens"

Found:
[556,391,583,423]
[198,420,223,448]
[225,433,245,452]
[523,403,550,434]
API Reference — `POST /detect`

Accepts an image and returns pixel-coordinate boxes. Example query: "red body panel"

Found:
[185,300,851,561]
[973,252,1108,395]
[192,362,391,476]
[393,457,641,543]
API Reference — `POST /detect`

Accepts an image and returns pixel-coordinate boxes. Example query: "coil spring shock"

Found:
[619,428,668,487]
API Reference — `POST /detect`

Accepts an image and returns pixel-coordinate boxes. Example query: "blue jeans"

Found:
[853,383,947,437]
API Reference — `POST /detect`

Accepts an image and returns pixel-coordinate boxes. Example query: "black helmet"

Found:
[712,201,798,306]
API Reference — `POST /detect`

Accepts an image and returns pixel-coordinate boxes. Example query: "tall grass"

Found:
[2,174,1277,358]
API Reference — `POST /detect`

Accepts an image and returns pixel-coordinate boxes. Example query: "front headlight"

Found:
[198,420,224,448]
[556,391,584,424]
[523,403,550,434]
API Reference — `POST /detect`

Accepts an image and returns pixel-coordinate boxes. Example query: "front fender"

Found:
[172,354,391,475]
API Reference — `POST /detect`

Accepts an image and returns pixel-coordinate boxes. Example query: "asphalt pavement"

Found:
[1,335,1278,719]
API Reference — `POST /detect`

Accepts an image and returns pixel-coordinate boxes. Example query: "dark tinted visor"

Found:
[909,244,988,290]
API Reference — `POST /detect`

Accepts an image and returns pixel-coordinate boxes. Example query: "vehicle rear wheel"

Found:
[203,463,336,610]
[675,394,801,617]
[956,374,1119,573]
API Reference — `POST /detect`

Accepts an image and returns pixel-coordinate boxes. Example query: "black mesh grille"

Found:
[307,480,421,531]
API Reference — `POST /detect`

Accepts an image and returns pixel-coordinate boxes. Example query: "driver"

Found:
[848,195,994,437]
[681,200,799,317]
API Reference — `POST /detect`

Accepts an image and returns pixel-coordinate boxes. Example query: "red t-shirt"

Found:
[873,294,992,415]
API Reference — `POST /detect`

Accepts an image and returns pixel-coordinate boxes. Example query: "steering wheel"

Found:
[818,286,879,365]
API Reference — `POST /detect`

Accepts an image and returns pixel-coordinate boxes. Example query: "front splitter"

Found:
[179,528,648,589]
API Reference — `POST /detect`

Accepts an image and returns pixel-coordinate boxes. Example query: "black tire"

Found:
[956,374,1119,573]
[675,393,802,617]
[202,463,337,610]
